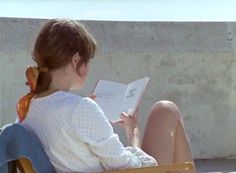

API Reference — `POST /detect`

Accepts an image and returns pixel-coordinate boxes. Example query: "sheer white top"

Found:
[22,91,157,173]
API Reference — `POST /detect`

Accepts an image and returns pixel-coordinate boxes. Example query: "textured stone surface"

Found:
[195,159,236,172]
[0,18,236,159]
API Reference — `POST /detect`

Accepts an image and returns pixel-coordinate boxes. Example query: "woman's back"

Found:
[22,91,106,172]
[22,91,156,172]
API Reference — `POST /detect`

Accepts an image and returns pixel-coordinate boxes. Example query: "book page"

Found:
[93,80,127,122]
[121,77,149,114]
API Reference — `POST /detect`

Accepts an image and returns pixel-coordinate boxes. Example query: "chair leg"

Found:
[16,158,36,173]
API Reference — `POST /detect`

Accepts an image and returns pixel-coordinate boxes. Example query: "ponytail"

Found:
[16,66,51,122]
[17,19,97,122]
[35,67,51,94]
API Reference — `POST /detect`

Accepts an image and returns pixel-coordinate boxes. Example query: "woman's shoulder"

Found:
[32,91,94,108]
[77,97,102,114]
[56,91,82,100]
[52,91,88,103]
[67,94,107,122]
[58,91,100,110]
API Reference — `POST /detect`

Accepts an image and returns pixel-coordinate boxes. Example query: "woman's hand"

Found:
[118,111,139,132]
[114,109,141,147]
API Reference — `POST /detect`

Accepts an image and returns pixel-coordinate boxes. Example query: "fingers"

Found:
[111,111,139,130]
[121,111,137,120]
[112,119,125,128]
[89,95,96,100]
[109,112,127,126]
[112,119,123,125]
[121,112,128,118]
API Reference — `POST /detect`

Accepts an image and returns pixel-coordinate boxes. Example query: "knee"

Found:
[149,100,182,121]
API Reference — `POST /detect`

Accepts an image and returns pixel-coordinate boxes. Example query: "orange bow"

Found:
[16,66,39,122]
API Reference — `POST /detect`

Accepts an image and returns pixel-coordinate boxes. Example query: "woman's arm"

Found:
[117,111,141,148]
[72,98,157,170]
[126,127,141,148]
[72,98,143,169]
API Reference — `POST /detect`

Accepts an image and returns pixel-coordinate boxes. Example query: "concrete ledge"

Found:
[195,159,236,172]
[1,18,236,159]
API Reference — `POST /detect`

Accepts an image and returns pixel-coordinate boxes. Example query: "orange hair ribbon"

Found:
[16,66,39,122]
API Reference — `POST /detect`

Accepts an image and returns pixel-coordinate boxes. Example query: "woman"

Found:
[17,19,195,172]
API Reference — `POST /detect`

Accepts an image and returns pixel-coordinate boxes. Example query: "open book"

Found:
[93,77,149,122]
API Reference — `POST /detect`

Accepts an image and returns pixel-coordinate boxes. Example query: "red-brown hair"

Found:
[33,19,97,94]
[17,19,96,122]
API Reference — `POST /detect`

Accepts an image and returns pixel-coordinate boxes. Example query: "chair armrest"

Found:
[104,162,194,173]
[16,157,194,173]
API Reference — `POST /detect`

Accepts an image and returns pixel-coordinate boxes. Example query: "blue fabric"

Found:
[0,123,56,173]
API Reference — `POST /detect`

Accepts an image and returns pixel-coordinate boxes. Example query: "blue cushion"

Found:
[0,123,56,173]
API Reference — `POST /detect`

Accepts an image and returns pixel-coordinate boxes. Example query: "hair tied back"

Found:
[16,66,40,122]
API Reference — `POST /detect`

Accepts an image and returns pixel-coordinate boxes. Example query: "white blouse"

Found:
[22,91,157,173]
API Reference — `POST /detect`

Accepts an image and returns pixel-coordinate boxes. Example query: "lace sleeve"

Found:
[71,97,144,170]
[125,147,158,167]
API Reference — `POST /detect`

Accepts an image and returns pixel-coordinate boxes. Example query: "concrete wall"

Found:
[0,18,235,159]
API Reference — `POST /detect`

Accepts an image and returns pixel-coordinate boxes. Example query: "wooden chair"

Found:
[15,157,194,173]
[0,123,194,172]
[1,124,194,172]
[15,158,35,173]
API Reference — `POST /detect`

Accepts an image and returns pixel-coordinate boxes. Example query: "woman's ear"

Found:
[71,53,80,70]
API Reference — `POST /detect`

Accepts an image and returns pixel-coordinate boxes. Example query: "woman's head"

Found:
[33,19,97,94]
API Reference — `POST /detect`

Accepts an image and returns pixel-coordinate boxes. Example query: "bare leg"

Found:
[141,100,196,172]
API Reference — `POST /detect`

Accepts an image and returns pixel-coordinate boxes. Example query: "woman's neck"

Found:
[34,68,71,99]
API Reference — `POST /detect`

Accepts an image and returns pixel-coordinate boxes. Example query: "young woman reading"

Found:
[17,19,196,173]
